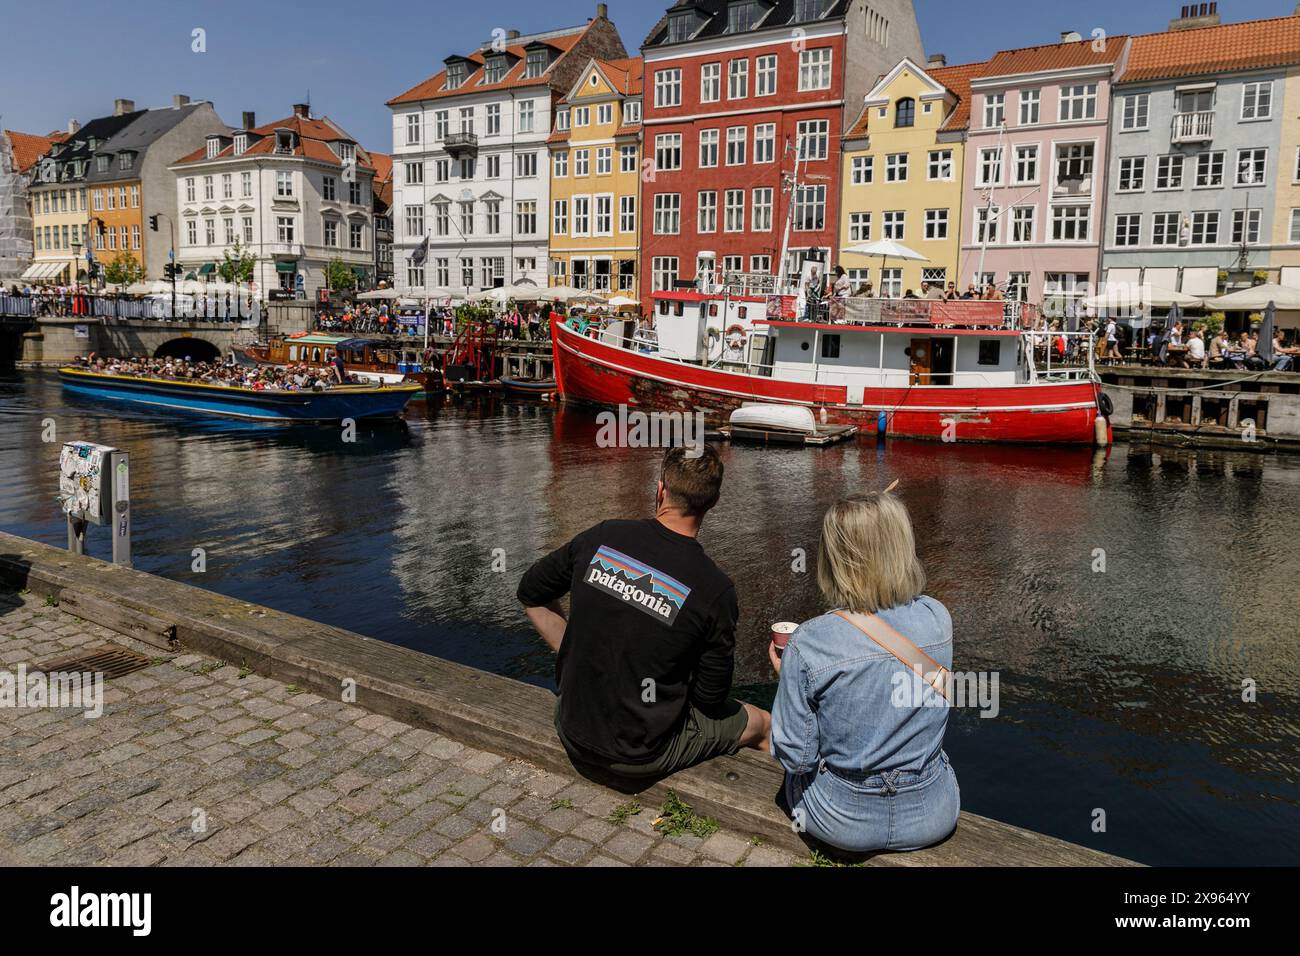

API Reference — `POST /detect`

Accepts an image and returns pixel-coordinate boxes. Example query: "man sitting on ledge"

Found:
[517,445,770,784]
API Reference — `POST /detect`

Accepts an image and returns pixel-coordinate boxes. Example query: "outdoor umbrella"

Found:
[840,239,929,297]
[1081,285,1204,311]
[1208,283,1300,311]
[1258,302,1277,366]
[538,285,587,302]
[1155,302,1181,364]
[356,288,399,301]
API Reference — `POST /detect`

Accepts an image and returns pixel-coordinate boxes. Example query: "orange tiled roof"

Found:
[1121,15,1300,83]
[173,115,375,171]
[386,30,585,106]
[596,56,643,96]
[547,129,572,144]
[369,151,393,207]
[980,36,1128,78]
[844,59,987,138]
[5,129,67,172]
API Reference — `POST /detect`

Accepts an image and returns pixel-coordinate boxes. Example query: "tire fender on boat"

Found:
[1096,391,1114,418]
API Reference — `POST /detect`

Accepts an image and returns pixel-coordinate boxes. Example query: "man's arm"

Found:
[689,587,738,716]
[517,529,591,653]
[525,602,567,652]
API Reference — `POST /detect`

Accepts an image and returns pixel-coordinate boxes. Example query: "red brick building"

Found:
[638,0,922,301]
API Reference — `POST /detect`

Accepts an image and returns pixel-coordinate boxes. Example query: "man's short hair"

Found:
[661,444,724,517]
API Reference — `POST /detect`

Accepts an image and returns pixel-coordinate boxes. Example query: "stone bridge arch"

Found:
[153,337,222,362]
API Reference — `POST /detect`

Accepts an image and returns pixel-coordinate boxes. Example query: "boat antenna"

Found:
[974,120,1007,292]
[775,136,803,293]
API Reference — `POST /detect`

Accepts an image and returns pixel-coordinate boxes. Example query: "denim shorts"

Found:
[785,750,960,854]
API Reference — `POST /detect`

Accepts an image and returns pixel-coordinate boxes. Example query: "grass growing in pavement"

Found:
[549,798,575,811]
[608,801,642,825]
[653,791,719,839]
[806,848,865,867]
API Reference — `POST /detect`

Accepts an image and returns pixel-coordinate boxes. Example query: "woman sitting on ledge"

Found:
[769,491,959,855]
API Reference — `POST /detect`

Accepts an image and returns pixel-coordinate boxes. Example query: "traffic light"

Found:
[148,215,160,232]
[163,263,177,280]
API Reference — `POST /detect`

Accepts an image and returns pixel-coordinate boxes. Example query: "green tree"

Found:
[217,240,258,283]
[325,257,358,291]
[102,251,146,286]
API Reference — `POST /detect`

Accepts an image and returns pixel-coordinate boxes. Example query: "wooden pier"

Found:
[1099,365,1300,451]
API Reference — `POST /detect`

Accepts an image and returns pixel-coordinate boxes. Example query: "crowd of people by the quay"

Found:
[314,301,563,340]
[70,354,359,390]
[3,282,257,321]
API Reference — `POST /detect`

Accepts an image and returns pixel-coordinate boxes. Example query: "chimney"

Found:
[927,53,947,67]
[1169,2,1221,31]
[292,103,310,118]
[67,119,81,136]
[596,2,608,17]
[172,94,191,108]
[113,98,135,116]
[242,111,256,130]
[1060,30,1083,43]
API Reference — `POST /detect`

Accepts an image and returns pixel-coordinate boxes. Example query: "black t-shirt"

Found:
[516,518,738,765]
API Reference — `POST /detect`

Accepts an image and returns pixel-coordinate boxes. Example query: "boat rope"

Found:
[1099,370,1274,393]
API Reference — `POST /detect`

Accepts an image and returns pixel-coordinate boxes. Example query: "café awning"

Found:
[198,262,216,275]
[20,261,65,280]
[275,261,297,274]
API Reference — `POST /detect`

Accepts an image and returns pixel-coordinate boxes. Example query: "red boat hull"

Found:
[550,317,1100,444]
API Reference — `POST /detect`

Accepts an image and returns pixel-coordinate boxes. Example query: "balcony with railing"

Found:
[444,132,479,159]
[1171,110,1214,144]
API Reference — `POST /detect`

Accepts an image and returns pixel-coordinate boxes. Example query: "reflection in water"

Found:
[1,369,1298,865]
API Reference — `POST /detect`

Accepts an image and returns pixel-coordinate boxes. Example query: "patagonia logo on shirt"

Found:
[584,545,691,626]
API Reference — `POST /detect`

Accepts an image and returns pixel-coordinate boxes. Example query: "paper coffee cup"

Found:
[771,621,798,652]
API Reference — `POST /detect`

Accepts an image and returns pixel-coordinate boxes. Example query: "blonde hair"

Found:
[817,492,926,614]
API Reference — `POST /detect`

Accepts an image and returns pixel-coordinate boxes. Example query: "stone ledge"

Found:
[0,531,1137,866]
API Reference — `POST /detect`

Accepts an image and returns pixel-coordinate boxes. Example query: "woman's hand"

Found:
[768,640,782,676]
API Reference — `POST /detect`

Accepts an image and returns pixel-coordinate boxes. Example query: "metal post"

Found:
[66,514,86,555]
[110,450,131,568]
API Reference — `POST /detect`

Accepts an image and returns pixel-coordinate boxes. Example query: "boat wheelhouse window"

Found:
[289,346,298,360]
[658,300,670,315]
[325,350,334,361]
[674,301,684,317]
[708,304,719,317]
[737,306,747,319]
[313,348,321,362]
[978,340,1001,365]
[820,334,840,359]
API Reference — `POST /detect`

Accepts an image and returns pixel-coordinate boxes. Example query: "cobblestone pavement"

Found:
[0,590,802,867]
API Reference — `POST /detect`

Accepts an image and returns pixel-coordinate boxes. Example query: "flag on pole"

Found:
[410,235,429,267]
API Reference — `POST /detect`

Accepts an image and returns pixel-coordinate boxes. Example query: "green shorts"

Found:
[555,697,749,780]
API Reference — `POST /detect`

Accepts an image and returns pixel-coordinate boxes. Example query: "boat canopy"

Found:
[335,338,381,351]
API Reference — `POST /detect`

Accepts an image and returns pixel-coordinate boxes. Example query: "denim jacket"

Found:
[771,597,952,777]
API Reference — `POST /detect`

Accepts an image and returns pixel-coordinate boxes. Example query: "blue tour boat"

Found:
[58,368,420,422]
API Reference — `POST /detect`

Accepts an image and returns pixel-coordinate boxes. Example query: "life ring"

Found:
[724,324,746,350]
[1096,391,1114,418]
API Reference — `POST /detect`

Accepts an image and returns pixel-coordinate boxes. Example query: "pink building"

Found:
[959,34,1130,312]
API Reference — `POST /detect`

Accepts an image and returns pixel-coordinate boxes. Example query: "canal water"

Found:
[1,368,1297,865]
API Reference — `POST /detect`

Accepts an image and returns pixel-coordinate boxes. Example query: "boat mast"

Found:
[974,121,1007,291]
[776,136,804,294]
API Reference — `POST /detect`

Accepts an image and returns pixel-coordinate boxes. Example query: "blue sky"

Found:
[1,0,1292,151]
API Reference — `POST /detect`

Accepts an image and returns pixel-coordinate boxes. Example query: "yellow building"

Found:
[839,57,982,297]
[1273,65,1300,281]
[546,56,642,295]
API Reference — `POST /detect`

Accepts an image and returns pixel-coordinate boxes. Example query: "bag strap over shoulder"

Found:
[834,610,952,702]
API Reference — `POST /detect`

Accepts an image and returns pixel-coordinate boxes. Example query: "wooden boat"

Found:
[58,367,419,422]
[550,296,1106,445]
[500,375,557,397]
[240,333,443,392]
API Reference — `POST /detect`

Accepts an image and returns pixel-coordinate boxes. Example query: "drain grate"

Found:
[33,643,153,680]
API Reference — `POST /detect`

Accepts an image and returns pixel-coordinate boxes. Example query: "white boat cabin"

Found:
[650,290,786,363]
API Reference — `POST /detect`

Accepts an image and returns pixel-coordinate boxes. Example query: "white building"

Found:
[385,5,626,296]
[169,105,377,297]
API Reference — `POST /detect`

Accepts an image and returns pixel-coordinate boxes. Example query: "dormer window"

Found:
[728,0,762,32]
[96,155,110,172]
[793,0,828,21]
[666,9,703,42]
[118,152,133,170]
[206,137,221,159]
[340,142,355,164]
[524,48,548,79]
[275,129,294,154]
[484,55,508,84]
[556,109,570,131]
[625,101,641,124]
[446,61,467,89]
[233,133,247,156]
